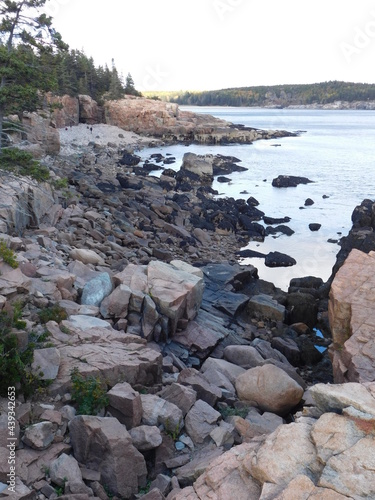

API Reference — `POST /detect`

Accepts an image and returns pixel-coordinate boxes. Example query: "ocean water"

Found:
[139,107,375,290]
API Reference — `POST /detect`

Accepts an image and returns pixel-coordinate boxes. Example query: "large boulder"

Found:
[329,249,375,383]
[48,93,80,127]
[176,153,214,187]
[78,94,103,124]
[21,111,60,155]
[235,364,304,415]
[69,416,147,498]
[147,261,204,336]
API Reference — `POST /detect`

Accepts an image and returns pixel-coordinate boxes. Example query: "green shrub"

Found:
[38,305,68,324]
[219,406,249,419]
[70,367,109,415]
[52,177,69,190]
[0,240,18,268]
[0,302,47,398]
[0,148,50,181]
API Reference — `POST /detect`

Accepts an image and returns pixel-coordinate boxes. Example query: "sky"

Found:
[45,0,375,92]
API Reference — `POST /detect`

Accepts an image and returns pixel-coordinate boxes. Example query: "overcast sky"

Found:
[47,0,375,92]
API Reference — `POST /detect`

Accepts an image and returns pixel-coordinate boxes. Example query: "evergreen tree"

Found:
[124,72,141,96]
[0,0,67,149]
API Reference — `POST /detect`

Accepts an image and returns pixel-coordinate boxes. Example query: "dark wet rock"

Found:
[271,336,301,367]
[236,249,267,259]
[143,162,164,172]
[118,151,141,166]
[247,196,260,207]
[265,225,295,236]
[212,154,247,176]
[286,292,318,328]
[116,173,143,190]
[304,198,314,206]
[238,217,265,239]
[217,176,231,183]
[263,215,291,225]
[265,251,296,267]
[332,199,375,278]
[272,175,314,188]
[309,223,321,231]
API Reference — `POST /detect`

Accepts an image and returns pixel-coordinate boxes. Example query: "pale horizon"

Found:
[47,0,375,92]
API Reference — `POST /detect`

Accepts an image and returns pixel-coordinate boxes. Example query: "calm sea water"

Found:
[140,107,375,290]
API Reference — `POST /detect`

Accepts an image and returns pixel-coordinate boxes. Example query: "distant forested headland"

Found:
[144,82,375,107]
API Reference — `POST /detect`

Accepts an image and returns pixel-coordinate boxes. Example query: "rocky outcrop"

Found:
[168,381,375,499]
[78,95,103,124]
[0,179,56,235]
[329,248,375,383]
[103,96,296,144]
[47,93,80,128]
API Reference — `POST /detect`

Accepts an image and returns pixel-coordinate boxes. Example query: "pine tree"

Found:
[124,72,141,96]
[0,0,67,150]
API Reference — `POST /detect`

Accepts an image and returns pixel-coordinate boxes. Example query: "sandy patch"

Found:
[58,123,159,156]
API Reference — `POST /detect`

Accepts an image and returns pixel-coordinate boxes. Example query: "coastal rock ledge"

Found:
[103,96,296,144]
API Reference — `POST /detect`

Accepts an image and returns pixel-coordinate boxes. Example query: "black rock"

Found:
[265,225,295,236]
[247,196,260,207]
[309,223,321,231]
[265,251,296,267]
[304,198,314,206]
[263,215,291,225]
[217,176,231,183]
[236,249,267,259]
[118,151,141,166]
[272,175,314,188]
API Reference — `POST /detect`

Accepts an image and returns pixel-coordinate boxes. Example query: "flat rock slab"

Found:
[48,342,162,396]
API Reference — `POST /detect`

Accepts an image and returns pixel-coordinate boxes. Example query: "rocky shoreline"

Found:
[1,98,375,499]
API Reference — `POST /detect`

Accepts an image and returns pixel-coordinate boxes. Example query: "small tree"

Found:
[0,0,67,150]
[124,72,141,96]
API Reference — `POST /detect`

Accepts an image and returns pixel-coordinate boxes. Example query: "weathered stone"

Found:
[69,416,147,498]
[174,446,224,488]
[99,284,131,318]
[158,383,197,417]
[188,443,261,500]
[184,400,221,445]
[141,394,184,434]
[318,436,375,498]
[244,422,319,485]
[311,412,365,464]
[64,315,112,330]
[310,382,375,416]
[147,261,204,335]
[200,357,246,385]
[81,272,113,307]
[49,453,83,487]
[223,345,264,369]
[48,342,162,396]
[177,368,221,407]
[107,382,142,429]
[22,422,55,450]
[129,425,163,451]
[329,249,375,383]
[235,364,304,415]
[70,248,105,266]
[246,294,286,322]
[31,347,60,380]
